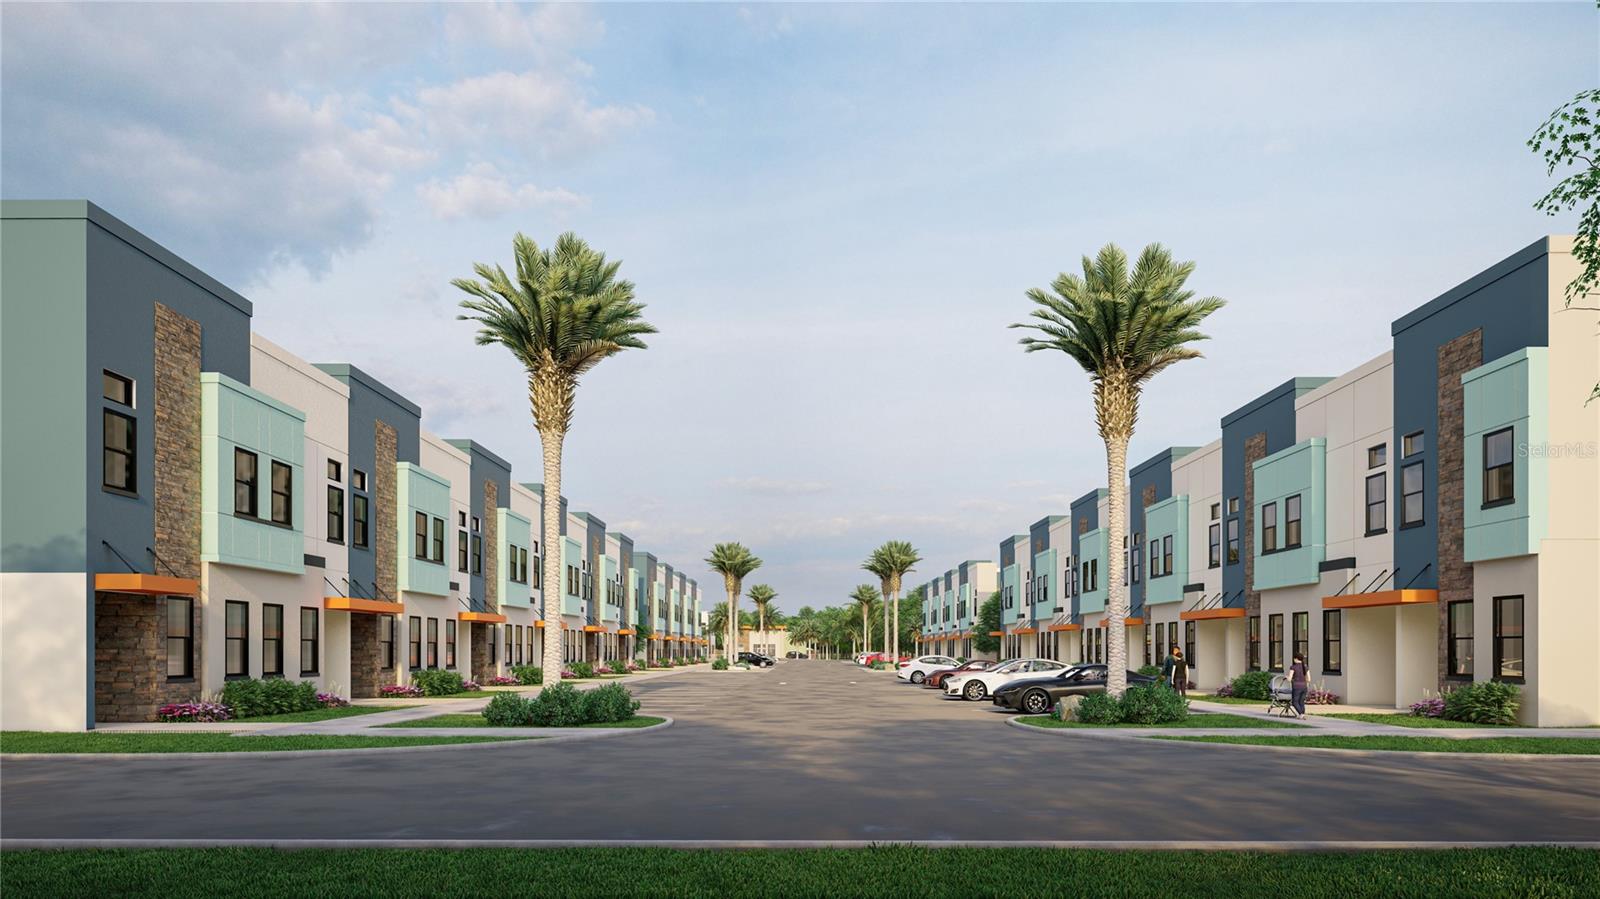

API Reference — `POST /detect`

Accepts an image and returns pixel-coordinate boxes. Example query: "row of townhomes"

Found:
[0,201,707,731]
[920,235,1598,726]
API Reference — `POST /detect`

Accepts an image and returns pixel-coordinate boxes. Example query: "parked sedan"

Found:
[990,664,1157,714]
[737,652,776,668]
[924,658,997,689]
[896,655,961,684]
[944,658,1072,701]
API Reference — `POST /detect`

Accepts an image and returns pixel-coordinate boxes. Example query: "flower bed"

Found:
[380,684,425,698]
[157,702,232,723]
[485,675,521,687]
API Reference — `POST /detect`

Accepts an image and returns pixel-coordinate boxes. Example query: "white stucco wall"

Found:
[2,572,91,730]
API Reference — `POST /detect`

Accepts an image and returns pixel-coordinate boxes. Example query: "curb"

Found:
[0,717,673,761]
[4,838,1598,851]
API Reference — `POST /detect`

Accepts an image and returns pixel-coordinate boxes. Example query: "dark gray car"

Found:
[991,664,1156,714]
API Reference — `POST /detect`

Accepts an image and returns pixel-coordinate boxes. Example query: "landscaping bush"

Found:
[1214,681,1236,698]
[569,661,597,679]
[482,692,535,727]
[485,675,520,687]
[510,665,543,686]
[606,659,630,675]
[380,684,424,698]
[315,692,350,708]
[1410,696,1446,718]
[1444,680,1520,725]
[157,701,232,722]
[1117,682,1190,724]
[583,683,641,724]
[1074,692,1122,725]
[1137,664,1161,678]
[410,669,466,697]
[712,658,729,670]
[1227,671,1275,701]
[220,677,319,718]
[460,680,483,692]
[528,682,588,727]
[1306,684,1340,705]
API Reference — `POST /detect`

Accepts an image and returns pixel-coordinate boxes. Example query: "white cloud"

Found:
[405,70,653,164]
[719,477,832,496]
[418,164,587,220]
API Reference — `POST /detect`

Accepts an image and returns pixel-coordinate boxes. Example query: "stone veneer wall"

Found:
[471,622,491,677]
[1243,431,1267,671]
[1436,329,1483,688]
[483,480,498,610]
[373,421,397,599]
[349,614,387,698]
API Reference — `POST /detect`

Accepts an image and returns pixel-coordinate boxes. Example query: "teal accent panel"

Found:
[1144,495,1190,605]
[562,537,582,616]
[670,588,681,635]
[1032,549,1058,615]
[1462,348,1548,562]
[601,555,619,622]
[1251,438,1326,590]
[200,373,305,575]
[1000,564,1020,624]
[395,462,449,596]
[1078,528,1109,615]
[959,584,972,629]
[497,507,532,608]
[0,216,87,572]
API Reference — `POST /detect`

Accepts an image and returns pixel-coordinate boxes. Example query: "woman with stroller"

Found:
[1289,651,1310,718]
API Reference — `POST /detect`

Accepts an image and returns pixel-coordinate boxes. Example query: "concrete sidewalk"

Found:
[1182,699,1600,738]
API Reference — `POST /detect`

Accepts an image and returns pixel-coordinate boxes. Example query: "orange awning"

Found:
[988,630,1005,637]
[617,628,636,635]
[459,611,508,624]
[1180,607,1246,621]
[95,573,198,597]
[1048,623,1082,632]
[1011,627,1038,635]
[324,596,405,616]
[1096,617,1143,627]
[534,620,545,629]
[582,624,606,632]
[1323,589,1439,610]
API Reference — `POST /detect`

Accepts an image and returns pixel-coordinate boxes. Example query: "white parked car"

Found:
[896,654,960,685]
[944,658,1072,701]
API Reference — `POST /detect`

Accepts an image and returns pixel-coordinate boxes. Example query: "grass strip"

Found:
[1319,713,1506,729]
[1152,735,1600,754]
[1,847,1596,898]
[231,706,404,723]
[0,731,534,754]
[380,715,666,730]
[1016,713,1303,729]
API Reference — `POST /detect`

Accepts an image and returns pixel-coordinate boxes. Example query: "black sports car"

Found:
[991,664,1156,714]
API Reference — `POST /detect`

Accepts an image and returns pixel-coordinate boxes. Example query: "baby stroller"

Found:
[1266,674,1296,717]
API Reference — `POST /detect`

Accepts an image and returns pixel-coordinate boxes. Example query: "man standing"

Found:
[1161,646,1189,697]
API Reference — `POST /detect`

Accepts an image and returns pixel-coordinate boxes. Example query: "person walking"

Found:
[1289,651,1310,719]
[1160,645,1189,696]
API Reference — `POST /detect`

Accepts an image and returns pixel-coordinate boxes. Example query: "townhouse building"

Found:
[0,201,704,730]
[917,560,996,659]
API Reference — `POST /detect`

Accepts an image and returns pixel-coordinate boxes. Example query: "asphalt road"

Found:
[3,661,1597,842]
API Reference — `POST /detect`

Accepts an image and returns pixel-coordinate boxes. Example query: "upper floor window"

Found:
[103,370,134,406]
[1401,461,1425,527]
[1284,494,1302,549]
[1161,535,1174,574]
[1148,539,1161,577]
[1365,472,1387,535]
[458,531,469,571]
[1208,523,1221,568]
[327,459,342,482]
[472,534,483,574]
[431,516,445,563]
[102,370,138,496]
[1210,502,1220,521]
[1367,444,1386,469]
[269,461,292,526]
[414,511,429,559]
[352,469,367,491]
[1131,532,1142,583]
[1482,427,1515,507]
[326,485,344,543]
[1227,497,1240,515]
[1261,502,1278,553]
[352,494,369,548]
[234,450,259,518]
[1226,519,1240,564]
[1402,430,1424,458]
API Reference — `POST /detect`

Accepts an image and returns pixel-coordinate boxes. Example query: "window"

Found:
[327,459,342,482]
[1148,539,1161,577]
[352,469,367,491]
[1131,533,1141,583]
[427,618,439,668]
[458,511,467,527]
[103,369,134,405]
[300,607,319,675]
[1268,613,1284,671]
[445,619,457,669]
[1365,473,1387,535]
[1185,621,1197,668]
[1483,427,1515,507]
[1145,622,1153,666]
[1401,462,1424,526]
[1210,502,1220,521]
[1261,501,1278,552]
[262,604,284,677]
[519,547,530,583]
[1493,596,1523,681]
[1226,519,1240,564]
[166,598,193,679]
[1323,610,1342,674]
[1367,444,1386,469]
[472,516,481,532]
[1402,431,1424,457]
[270,461,292,526]
[488,624,497,665]
[1248,615,1261,671]
[1447,600,1474,679]
[352,494,369,548]
[409,616,422,669]
[1292,611,1308,664]
[1284,495,1302,549]
[533,543,541,588]
[1155,622,1165,658]
[327,485,345,543]
[431,517,445,564]
[1162,535,1174,575]
[516,625,525,664]
[414,512,428,560]
[1208,523,1221,568]
[380,616,395,670]
[458,531,469,571]
[472,535,483,575]
[234,449,259,517]
[226,601,249,678]
[103,409,137,494]
[1227,497,1239,515]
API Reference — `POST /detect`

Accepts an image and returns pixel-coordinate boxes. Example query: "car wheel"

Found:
[1022,690,1050,715]
[964,681,987,701]
[910,671,925,685]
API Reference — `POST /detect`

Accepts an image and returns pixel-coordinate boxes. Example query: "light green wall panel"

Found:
[562,537,582,616]
[1251,438,1326,590]
[600,555,620,621]
[959,583,972,628]
[1078,528,1108,615]
[670,588,681,634]
[200,373,305,575]
[497,507,531,608]
[395,462,449,596]
[1001,564,1020,624]
[1032,549,1058,615]
[1463,348,1548,562]
[1144,495,1190,605]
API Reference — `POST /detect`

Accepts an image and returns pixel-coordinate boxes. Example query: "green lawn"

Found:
[2,847,1595,898]
[1153,735,1600,754]
[1192,694,1273,706]
[1017,713,1304,730]
[0,732,534,754]
[231,705,402,723]
[1320,713,1507,729]
[381,714,666,730]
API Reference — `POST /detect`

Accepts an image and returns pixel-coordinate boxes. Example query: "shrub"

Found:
[510,665,543,686]
[220,677,319,718]
[1118,682,1190,724]
[528,682,588,727]
[157,702,232,722]
[1075,692,1122,725]
[607,659,630,675]
[1137,664,1161,678]
[1444,680,1520,725]
[410,669,466,696]
[584,683,641,723]
[1228,671,1275,701]
[569,661,597,679]
[712,658,729,670]
[461,680,483,692]
[380,684,424,698]
[1306,684,1340,705]
[1214,682,1236,698]
[315,692,350,708]
[1410,696,1446,718]
[482,692,534,727]
[486,675,520,687]
[559,667,579,680]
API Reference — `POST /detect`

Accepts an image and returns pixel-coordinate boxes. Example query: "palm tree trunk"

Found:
[724,575,738,662]
[1104,430,1131,698]
[891,576,901,661]
[539,427,565,684]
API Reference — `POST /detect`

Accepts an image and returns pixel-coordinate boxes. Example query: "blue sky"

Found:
[4,2,1593,613]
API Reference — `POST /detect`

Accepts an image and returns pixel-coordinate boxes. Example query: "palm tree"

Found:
[456,232,656,682]
[1012,243,1224,697]
[862,551,894,657]
[706,543,762,661]
[850,585,879,657]
[706,601,731,652]
[883,541,920,660]
[863,542,920,660]
[747,584,777,650]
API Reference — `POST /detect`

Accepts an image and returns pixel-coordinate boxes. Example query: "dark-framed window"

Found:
[1367,444,1386,468]
[1148,539,1161,577]
[326,485,345,543]
[519,547,530,583]
[270,461,292,526]
[1401,461,1424,526]
[506,624,515,664]
[1261,502,1278,553]
[1210,502,1220,521]
[1144,622,1153,666]
[431,516,445,564]
[532,543,542,588]
[1322,609,1342,674]
[1185,621,1196,668]
[1247,615,1261,670]
[426,617,439,668]
[1227,497,1240,515]
[234,449,260,517]
[458,531,469,571]
[352,494,369,548]
[1365,472,1387,535]
[516,625,525,664]
[1284,495,1302,549]
[408,616,422,670]
[1226,519,1240,564]
[1292,611,1308,664]
[327,459,342,482]
[166,597,193,679]
[103,369,134,405]
[414,512,428,560]
[380,615,395,670]
[445,619,457,669]
[488,624,497,665]
[262,604,284,677]
[352,469,367,491]
[1447,600,1474,679]
[1402,430,1424,457]
[300,607,319,675]
[1155,622,1165,660]
[1268,613,1284,671]
[1483,427,1515,507]
[472,535,483,575]
[1131,532,1142,583]
[226,600,249,678]
[103,409,137,494]
[1161,535,1174,575]
[1493,595,1523,682]
[1208,523,1221,568]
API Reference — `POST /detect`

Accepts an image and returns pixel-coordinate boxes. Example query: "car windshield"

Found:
[992,659,1025,673]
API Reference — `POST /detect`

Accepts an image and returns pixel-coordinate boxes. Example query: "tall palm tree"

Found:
[706,543,762,661]
[850,585,879,656]
[1012,243,1224,697]
[706,601,730,652]
[456,232,656,681]
[883,541,920,661]
[864,542,920,660]
[862,551,894,657]
[747,584,778,648]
